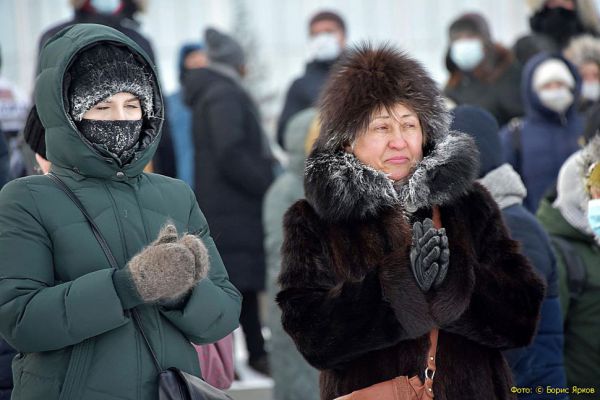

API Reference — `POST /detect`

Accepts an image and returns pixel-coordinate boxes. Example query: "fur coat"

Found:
[276,131,546,400]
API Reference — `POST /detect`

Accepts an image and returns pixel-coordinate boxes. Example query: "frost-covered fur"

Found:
[305,131,479,221]
[304,43,479,221]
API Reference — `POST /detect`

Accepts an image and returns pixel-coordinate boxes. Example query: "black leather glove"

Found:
[410,218,450,292]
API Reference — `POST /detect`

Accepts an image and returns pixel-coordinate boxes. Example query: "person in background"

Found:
[537,134,600,397]
[276,10,346,148]
[0,24,241,399]
[0,44,31,179]
[277,43,545,400]
[565,34,600,113]
[452,105,567,399]
[444,12,523,127]
[166,42,207,189]
[184,27,275,376]
[38,0,155,62]
[263,108,320,400]
[500,53,583,212]
[525,0,600,52]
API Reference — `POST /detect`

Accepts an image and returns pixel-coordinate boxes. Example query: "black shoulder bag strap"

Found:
[47,172,163,375]
[550,235,587,301]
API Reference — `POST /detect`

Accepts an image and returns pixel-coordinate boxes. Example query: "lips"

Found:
[386,156,409,164]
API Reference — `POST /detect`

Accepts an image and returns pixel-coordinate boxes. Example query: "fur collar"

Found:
[304,131,479,222]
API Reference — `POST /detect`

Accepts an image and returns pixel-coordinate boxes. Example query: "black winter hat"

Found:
[204,28,245,69]
[67,43,154,121]
[23,106,46,158]
[450,104,502,178]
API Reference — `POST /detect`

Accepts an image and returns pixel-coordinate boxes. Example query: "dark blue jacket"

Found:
[500,53,583,213]
[502,204,568,399]
[166,43,204,189]
[276,59,335,148]
[0,339,15,400]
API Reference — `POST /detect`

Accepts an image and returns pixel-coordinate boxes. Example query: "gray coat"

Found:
[263,108,319,400]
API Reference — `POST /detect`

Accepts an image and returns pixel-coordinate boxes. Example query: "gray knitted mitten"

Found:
[126,225,196,302]
[179,234,210,281]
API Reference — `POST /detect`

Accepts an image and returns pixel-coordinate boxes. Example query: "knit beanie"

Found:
[67,43,154,121]
[450,105,502,178]
[449,12,492,42]
[532,58,575,90]
[204,28,245,69]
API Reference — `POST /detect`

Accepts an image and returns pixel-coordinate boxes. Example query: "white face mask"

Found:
[581,81,600,101]
[309,33,341,62]
[90,0,121,14]
[538,87,574,113]
[450,39,484,71]
[589,199,600,237]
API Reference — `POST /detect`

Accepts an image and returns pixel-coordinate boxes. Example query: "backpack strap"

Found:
[550,235,587,301]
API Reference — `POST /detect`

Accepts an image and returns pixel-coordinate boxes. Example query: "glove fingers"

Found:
[418,228,437,247]
[154,224,178,245]
[439,248,450,265]
[423,246,440,267]
[434,262,448,288]
[420,234,440,255]
[439,234,449,249]
[422,218,434,232]
[412,221,424,244]
[420,262,438,292]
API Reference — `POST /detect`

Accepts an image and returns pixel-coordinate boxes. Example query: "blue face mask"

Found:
[588,199,600,237]
[90,0,122,14]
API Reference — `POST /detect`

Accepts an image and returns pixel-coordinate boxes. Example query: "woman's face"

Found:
[82,92,142,121]
[351,103,424,181]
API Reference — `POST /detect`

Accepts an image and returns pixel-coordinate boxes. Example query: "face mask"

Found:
[530,7,584,48]
[588,199,600,236]
[450,39,484,71]
[309,33,341,62]
[537,87,574,113]
[581,81,600,101]
[76,119,142,157]
[90,0,122,14]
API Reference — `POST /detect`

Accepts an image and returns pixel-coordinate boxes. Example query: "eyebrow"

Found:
[98,96,139,104]
[372,113,416,121]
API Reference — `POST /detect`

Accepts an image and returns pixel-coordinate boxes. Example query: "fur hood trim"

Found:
[315,43,451,153]
[305,131,480,221]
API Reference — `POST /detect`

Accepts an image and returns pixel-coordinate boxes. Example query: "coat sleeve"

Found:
[159,188,242,344]
[276,201,436,371]
[0,180,129,353]
[442,185,546,349]
[203,87,273,197]
[276,79,307,148]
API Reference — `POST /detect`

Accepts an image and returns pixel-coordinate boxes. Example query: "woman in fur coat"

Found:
[276,44,546,400]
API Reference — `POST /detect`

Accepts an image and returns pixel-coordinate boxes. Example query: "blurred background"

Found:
[0,0,529,136]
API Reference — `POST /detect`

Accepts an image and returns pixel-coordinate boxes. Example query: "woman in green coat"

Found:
[0,24,241,400]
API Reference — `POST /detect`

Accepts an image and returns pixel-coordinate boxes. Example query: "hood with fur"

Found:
[305,44,479,222]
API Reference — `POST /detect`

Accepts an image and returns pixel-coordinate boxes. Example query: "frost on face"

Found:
[76,119,142,157]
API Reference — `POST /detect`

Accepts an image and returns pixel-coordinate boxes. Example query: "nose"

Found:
[388,130,408,149]
[111,106,127,121]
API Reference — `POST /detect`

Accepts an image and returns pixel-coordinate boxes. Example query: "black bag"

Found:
[47,173,234,400]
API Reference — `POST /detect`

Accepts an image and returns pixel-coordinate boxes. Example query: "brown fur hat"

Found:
[315,43,451,153]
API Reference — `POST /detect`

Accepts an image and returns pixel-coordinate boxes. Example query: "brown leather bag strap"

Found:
[431,206,442,230]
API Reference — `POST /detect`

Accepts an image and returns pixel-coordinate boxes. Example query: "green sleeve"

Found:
[159,188,242,344]
[0,180,129,352]
[553,246,571,321]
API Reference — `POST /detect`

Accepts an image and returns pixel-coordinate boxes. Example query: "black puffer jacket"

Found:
[184,66,274,291]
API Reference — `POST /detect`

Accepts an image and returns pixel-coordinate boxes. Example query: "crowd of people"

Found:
[1,0,600,399]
